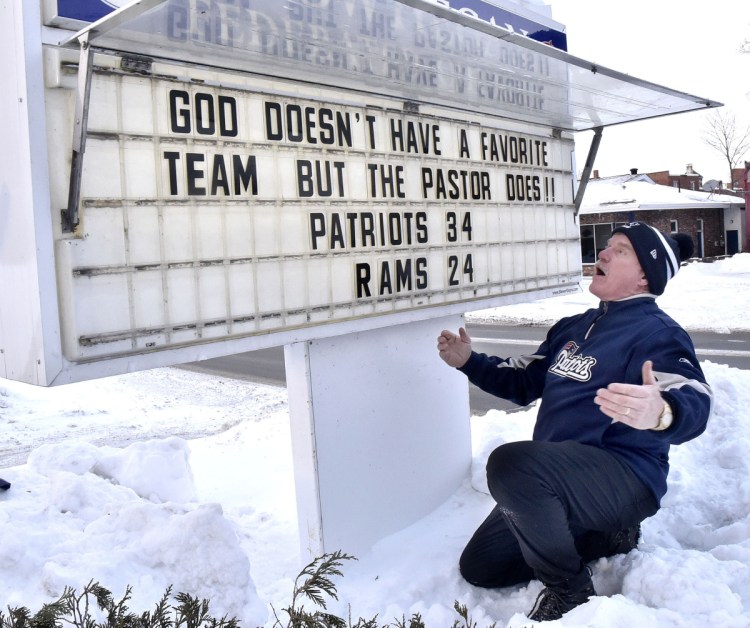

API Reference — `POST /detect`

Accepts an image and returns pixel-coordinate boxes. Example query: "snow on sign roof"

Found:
[59,0,721,132]
[579,178,746,215]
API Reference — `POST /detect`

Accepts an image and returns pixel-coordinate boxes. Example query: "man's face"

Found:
[589,233,649,301]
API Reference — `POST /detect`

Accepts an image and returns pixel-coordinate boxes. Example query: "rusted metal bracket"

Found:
[61,33,93,233]
[574,126,603,216]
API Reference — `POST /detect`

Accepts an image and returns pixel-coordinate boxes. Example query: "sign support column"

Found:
[285,315,471,559]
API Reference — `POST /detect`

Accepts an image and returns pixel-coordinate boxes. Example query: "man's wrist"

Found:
[651,398,674,431]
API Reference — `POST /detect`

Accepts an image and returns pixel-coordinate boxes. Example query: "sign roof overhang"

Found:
[60,0,722,133]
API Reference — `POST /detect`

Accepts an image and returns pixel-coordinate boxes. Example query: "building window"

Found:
[580,223,623,264]
[670,220,678,233]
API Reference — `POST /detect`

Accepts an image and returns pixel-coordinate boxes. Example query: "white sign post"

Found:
[286,315,471,558]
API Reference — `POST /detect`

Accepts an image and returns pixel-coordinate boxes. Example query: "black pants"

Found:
[459,440,659,589]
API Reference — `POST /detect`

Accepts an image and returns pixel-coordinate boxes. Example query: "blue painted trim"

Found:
[449,0,567,50]
[57,0,118,22]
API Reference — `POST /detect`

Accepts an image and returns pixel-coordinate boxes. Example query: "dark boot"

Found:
[607,523,641,554]
[576,523,641,563]
[527,571,596,622]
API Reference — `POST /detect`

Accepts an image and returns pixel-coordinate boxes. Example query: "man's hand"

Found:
[594,361,665,430]
[437,327,472,368]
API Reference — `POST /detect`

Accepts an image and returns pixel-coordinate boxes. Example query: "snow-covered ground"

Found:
[1,254,749,626]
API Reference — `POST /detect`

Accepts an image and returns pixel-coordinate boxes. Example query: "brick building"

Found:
[644,164,703,191]
[578,172,745,274]
[731,166,747,191]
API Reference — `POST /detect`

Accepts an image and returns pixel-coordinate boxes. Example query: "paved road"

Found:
[181,324,750,415]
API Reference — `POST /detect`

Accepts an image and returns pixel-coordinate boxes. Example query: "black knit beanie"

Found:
[612,222,694,295]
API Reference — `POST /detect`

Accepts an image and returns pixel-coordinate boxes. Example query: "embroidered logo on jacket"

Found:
[549,341,597,382]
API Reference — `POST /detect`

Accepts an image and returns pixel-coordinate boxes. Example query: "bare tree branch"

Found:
[703,110,750,187]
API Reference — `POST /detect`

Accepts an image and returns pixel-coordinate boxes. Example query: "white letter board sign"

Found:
[53,65,578,363]
[2,0,593,385]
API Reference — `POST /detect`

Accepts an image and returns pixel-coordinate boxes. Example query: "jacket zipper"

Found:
[584,302,608,340]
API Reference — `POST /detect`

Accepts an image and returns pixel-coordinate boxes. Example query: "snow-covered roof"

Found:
[578,177,745,215]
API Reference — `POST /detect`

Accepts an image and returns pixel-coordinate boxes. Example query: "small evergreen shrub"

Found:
[2,553,494,628]
[0,580,238,628]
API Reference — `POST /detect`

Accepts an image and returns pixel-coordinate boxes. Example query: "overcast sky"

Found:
[549,0,750,183]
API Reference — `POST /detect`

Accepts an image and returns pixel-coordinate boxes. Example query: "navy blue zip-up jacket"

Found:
[459,295,712,503]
